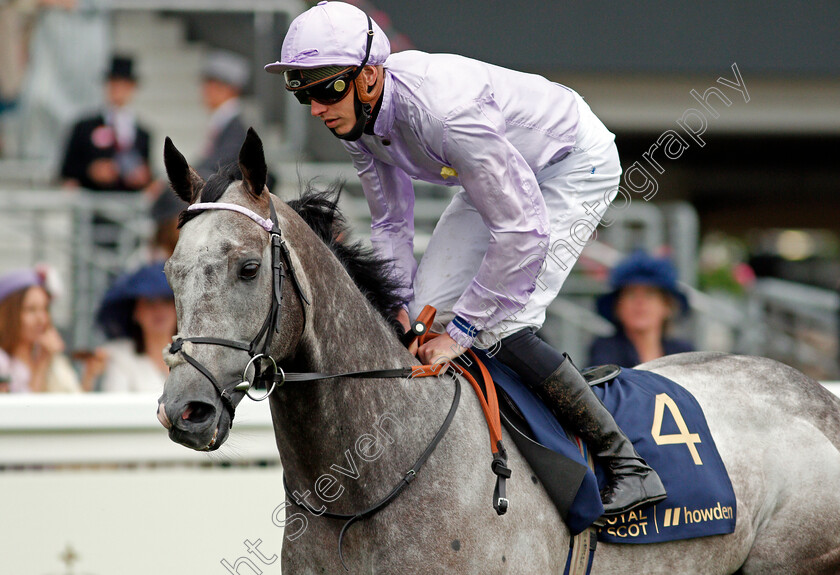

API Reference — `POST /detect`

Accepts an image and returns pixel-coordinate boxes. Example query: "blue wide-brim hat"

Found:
[596,251,690,326]
[96,261,173,339]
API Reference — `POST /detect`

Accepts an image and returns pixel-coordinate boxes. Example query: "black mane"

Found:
[177,163,242,228]
[175,163,404,333]
[288,184,405,334]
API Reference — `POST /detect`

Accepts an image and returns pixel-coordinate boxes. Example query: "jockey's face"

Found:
[309,82,358,136]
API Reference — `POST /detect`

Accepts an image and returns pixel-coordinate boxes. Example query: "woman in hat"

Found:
[589,251,695,367]
[0,266,99,393]
[96,261,176,392]
[265,1,665,518]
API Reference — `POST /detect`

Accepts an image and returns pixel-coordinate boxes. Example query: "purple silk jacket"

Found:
[343,50,580,341]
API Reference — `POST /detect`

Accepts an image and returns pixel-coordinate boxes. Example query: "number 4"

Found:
[651,393,703,465]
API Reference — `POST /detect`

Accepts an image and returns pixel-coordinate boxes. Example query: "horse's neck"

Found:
[271,240,449,504]
[297,253,411,374]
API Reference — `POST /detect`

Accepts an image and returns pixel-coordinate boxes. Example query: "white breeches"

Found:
[409,93,622,346]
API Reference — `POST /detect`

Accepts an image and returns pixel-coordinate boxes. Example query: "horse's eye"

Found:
[239,262,260,280]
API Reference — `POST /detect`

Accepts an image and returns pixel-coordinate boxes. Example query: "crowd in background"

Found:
[0,246,696,393]
[0,4,702,393]
[0,16,265,394]
[0,260,176,393]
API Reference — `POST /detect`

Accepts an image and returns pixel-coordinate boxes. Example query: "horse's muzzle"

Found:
[157,402,172,429]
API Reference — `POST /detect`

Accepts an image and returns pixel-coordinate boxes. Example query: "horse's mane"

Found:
[176,163,242,228]
[288,184,404,335]
[176,164,404,334]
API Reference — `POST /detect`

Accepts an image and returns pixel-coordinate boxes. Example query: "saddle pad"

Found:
[476,352,736,544]
[590,368,736,544]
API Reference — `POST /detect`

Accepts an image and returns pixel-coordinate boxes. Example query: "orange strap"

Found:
[404,306,510,515]
[410,333,504,457]
[402,305,437,348]
[403,306,504,456]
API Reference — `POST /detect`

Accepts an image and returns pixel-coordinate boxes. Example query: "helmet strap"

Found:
[330,95,371,142]
[329,68,382,142]
[327,14,379,142]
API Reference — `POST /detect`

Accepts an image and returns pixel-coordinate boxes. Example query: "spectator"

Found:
[59,54,152,191]
[589,250,694,367]
[0,0,38,156]
[0,267,101,392]
[195,49,250,180]
[95,261,176,392]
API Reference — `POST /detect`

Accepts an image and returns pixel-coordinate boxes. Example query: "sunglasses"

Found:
[285,67,358,106]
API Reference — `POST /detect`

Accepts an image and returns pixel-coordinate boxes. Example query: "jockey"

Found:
[266,1,666,518]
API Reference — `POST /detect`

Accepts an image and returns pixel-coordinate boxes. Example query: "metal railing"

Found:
[0,393,277,466]
[0,189,154,349]
[2,185,836,378]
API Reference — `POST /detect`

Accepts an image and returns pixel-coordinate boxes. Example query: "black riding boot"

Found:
[537,356,667,516]
[495,329,666,517]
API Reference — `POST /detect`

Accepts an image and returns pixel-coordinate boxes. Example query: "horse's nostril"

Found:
[181,401,215,425]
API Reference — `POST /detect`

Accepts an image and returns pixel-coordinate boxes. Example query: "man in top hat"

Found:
[60,55,152,192]
[195,50,250,180]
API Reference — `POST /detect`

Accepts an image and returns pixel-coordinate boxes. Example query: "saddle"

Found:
[406,309,736,545]
[473,349,737,545]
[453,351,611,533]
[405,306,610,529]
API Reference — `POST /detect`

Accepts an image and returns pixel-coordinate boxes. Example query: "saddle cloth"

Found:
[473,350,737,544]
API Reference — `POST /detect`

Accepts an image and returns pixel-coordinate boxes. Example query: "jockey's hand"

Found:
[396,308,419,356]
[418,332,466,366]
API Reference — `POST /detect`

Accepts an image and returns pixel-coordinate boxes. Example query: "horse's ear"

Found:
[164,137,204,204]
[238,127,267,197]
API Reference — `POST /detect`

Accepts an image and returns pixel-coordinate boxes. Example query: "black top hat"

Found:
[107,55,137,81]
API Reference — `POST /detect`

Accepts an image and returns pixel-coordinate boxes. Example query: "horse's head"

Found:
[156,129,307,451]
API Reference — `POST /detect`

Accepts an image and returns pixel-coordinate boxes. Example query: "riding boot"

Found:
[536,355,667,517]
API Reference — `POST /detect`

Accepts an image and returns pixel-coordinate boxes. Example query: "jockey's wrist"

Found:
[447,315,478,349]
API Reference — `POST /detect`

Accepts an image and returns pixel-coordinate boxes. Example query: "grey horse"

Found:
[157,130,840,574]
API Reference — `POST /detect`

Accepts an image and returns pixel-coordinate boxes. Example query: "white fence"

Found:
[2,385,839,574]
[0,395,285,575]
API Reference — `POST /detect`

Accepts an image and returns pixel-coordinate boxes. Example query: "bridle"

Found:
[167,197,432,423]
[167,199,310,424]
[167,195,509,570]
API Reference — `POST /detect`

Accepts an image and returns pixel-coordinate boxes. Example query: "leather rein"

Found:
[167,197,510,569]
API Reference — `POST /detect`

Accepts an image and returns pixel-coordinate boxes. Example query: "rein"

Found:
[282,345,510,571]
[168,197,510,569]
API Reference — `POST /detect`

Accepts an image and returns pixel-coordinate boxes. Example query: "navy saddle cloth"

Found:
[472,350,737,544]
